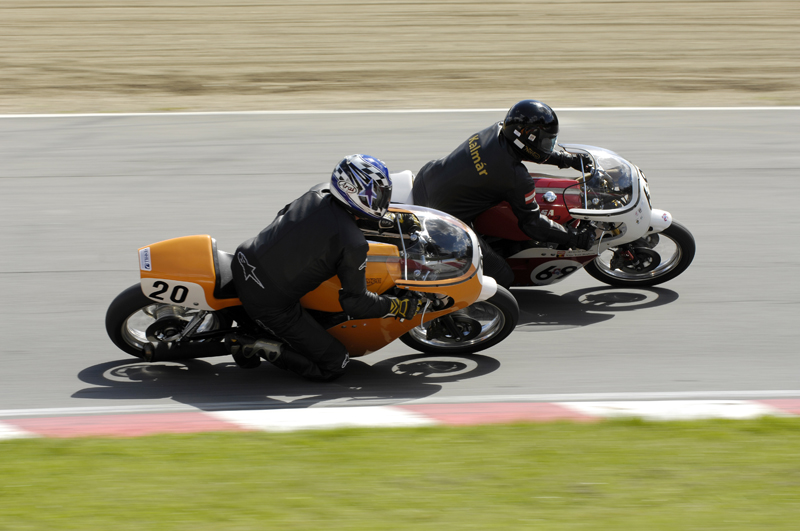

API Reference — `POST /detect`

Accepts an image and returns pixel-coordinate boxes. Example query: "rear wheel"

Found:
[105,284,229,358]
[399,286,519,354]
[584,221,695,287]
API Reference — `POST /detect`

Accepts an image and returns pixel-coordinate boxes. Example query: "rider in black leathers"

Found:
[412,100,596,288]
[229,154,420,381]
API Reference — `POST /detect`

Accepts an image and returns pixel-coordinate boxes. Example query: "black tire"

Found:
[105,283,229,358]
[106,284,154,357]
[399,286,519,354]
[584,221,696,287]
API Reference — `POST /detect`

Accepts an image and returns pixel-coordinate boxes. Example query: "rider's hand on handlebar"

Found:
[385,293,424,320]
[397,213,421,233]
[569,153,593,173]
[569,226,597,250]
[378,213,421,233]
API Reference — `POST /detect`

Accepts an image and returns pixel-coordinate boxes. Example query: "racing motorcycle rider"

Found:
[411,99,596,288]
[228,154,423,381]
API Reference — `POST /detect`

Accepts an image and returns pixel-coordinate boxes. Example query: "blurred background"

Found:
[1,0,798,114]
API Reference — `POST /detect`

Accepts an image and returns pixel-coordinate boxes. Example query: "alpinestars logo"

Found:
[238,252,264,289]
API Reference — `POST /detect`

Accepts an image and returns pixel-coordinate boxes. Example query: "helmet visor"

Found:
[532,131,558,155]
[369,184,391,217]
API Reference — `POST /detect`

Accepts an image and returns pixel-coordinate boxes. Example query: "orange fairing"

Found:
[327,271,483,357]
[137,206,484,358]
[324,206,484,357]
[138,235,241,311]
[300,242,401,311]
[331,256,482,357]
[321,206,483,357]
[301,226,483,357]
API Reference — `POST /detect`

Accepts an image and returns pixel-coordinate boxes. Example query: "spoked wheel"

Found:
[105,284,229,358]
[399,286,519,354]
[584,221,696,287]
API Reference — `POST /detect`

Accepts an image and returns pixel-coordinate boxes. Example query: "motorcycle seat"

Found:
[213,247,239,300]
[389,170,414,204]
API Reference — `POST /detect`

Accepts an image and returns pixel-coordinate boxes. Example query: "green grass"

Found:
[2,418,800,530]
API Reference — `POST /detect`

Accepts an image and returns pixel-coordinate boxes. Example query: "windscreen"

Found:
[562,145,638,212]
[400,214,473,281]
[361,208,475,282]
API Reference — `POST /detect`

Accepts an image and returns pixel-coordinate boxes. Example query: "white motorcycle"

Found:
[390,144,696,289]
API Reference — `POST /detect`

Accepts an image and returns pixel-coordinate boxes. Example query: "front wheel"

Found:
[584,221,696,287]
[399,286,519,354]
[105,284,229,358]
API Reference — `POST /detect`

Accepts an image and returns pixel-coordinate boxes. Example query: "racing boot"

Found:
[249,339,284,364]
[225,333,285,369]
[224,333,260,369]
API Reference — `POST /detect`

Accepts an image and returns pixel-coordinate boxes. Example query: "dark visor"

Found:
[533,132,558,154]
[370,184,391,216]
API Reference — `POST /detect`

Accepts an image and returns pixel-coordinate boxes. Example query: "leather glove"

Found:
[384,293,423,320]
[398,213,421,233]
[569,153,593,173]
[568,226,597,250]
[378,213,421,232]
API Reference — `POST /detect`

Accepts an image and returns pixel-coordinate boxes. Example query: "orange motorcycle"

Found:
[105,205,519,364]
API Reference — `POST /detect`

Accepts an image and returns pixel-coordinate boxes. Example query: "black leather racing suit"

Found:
[411,122,575,288]
[231,187,391,381]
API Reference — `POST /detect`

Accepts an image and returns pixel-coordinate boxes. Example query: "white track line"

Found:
[403,390,800,404]
[1,390,799,419]
[562,400,788,421]
[0,421,36,440]
[1,107,799,119]
[211,406,437,432]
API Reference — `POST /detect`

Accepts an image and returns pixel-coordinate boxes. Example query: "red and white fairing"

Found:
[474,145,675,286]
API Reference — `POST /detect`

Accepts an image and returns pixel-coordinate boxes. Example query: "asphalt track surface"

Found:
[1,108,799,417]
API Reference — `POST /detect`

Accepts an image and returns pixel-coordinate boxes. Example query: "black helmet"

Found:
[501,100,559,162]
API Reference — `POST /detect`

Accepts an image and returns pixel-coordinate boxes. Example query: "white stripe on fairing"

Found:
[561,400,788,421]
[210,406,438,432]
[0,421,36,440]
[1,107,799,119]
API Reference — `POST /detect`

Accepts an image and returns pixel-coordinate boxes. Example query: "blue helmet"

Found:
[330,154,392,219]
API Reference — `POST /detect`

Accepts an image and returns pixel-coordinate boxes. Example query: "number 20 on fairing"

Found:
[140,278,212,310]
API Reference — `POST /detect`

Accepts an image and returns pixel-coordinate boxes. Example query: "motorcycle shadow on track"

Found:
[511,286,679,332]
[74,286,674,409]
[72,353,501,411]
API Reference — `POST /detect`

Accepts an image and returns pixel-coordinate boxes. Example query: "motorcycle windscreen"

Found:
[566,147,638,214]
[399,215,473,282]
[564,177,634,212]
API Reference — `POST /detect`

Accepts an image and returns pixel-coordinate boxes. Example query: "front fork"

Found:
[610,245,641,271]
[608,234,660,272]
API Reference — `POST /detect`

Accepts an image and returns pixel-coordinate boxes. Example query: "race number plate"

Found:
[140,278,212,311]
[530,259,583,286]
